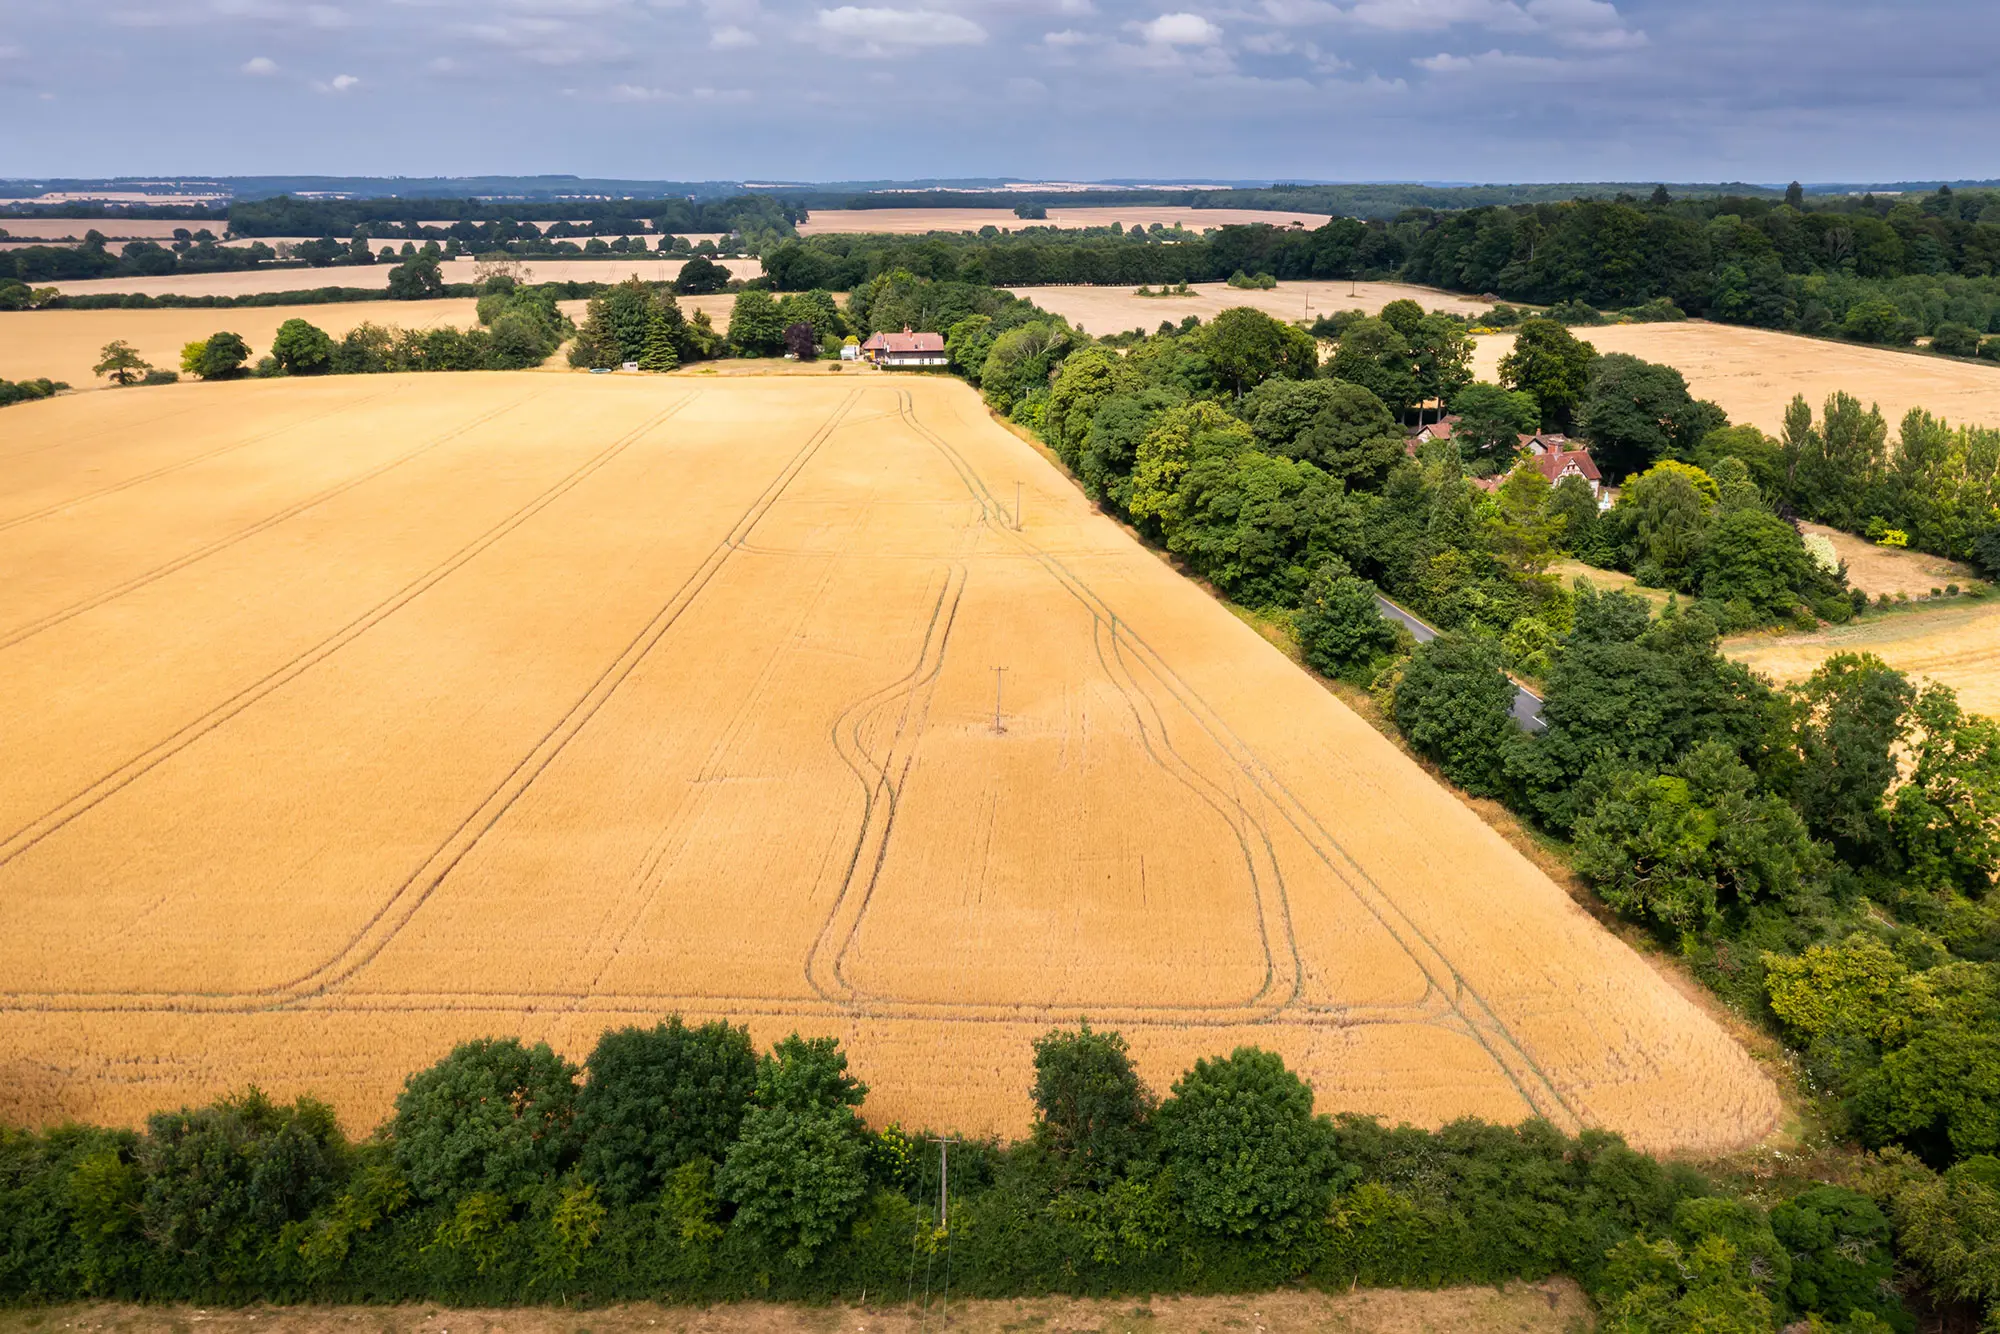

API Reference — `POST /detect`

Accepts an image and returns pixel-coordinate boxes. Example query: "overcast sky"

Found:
[2,0,1995,183]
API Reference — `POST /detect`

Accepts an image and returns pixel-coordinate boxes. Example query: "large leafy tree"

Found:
[728,289,786,357]
[1242,377,1405,491]
[715,1036,869,1268]
[270,319,334,376]
[574,1019,758,1205]
[385,254,444,300]
[1785,653,1915,859]
[1392,631,1518,797]
[192,331,252,379]
[1200,306,1317,397]
[1576,353,1727,480]
[138,1089,349,1289]
[1029,1022,1152,1186]
[673,254,730,295]
[1296,562,1401,677]
[93,340,151,386]
[1573,741,1823,936]
[1155,1047,1336,1238]
[391,1038,580,1201]
[1326,317,1419,416]
[1497,318,1596,432]
[1450,381,1541,467]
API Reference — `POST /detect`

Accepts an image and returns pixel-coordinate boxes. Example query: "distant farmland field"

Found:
[0,372,1776,1151]
[1006,280,1490,334]
[1473,321,2000,435]
[797,205,1333,235]
[32,256,763,299]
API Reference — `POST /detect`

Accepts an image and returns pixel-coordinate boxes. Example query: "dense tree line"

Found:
[0,1020,1943,1331]
[226,194,798,240]
[0,375,65,408]
[1403,186,2000,344]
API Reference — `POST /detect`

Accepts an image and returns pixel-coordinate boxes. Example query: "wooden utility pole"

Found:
[991,667,1007,735]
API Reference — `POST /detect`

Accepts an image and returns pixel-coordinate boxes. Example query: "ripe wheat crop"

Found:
[0,371,1778,1152]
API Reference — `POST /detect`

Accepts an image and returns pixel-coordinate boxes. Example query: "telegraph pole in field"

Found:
[991,667,1007,735]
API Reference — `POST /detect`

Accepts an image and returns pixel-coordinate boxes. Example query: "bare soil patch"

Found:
[1473,322,2000,435]
[0,372,1774,1153]
[0,1281,1594,1334]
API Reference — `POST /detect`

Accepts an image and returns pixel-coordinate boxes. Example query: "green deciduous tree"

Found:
[92,340,151,386]
[715,1035,869,1268]
[1242,376,1405,491]
[1201,306,1317,398]
[1327,317,1419,417]
[1297,562,1402,677]
[270,319,334,376]
[673,255,730,295]
[573,1019,757,1205]
[1497,318,1597,432]
[193,331,251,379]
[1155,1047,1336,1238]
[138,1089,348,1289]
[391,1038,580,1202]
[728,289,786,357]
[1576,353,1727,480]
[1392,632,1518,797]
[1030,1022,1152,1185]
[1573,741,1823,937]
[1786,653,1915,858]
[386,255,444,300]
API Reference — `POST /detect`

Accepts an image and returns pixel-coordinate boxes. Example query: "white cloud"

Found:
[815,6,988,46]
[241,55,279,75]
[1043,27,1095,44]
[710,23,757,45]
[1414,47,1563,70]
[1139,11,1221,44]
[313,72,360,92]
[1343,0,1530,32]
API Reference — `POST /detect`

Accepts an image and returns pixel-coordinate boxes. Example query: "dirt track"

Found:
[0,1282,1594,1334]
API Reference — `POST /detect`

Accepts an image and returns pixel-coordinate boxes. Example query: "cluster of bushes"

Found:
[0,1020,1937,1330]
[0,375,65,407]
[567,277,723,371]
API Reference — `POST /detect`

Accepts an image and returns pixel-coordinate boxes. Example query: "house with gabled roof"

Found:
[860,327,947,368]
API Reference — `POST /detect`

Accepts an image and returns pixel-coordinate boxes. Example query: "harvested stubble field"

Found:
[0,217,195,241]
[38,257,763,299]
[797,206,1333,235]
[0,371,1774,1152]
[0,296,737,388]
[1727,597,2000,718]
[1473,321,2000,434]
[1004,280,1490,334]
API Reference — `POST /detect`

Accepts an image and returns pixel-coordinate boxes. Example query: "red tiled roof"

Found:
[861,330,946,353]
[1531,448,1602,484]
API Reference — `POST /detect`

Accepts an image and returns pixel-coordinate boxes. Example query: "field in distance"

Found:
[1474,321,2000,435]
[797,205,1333,235]
[0,295,737,387]
[33,256,763,299]
[0,371,1775,1152]
[1005,280,1492,334]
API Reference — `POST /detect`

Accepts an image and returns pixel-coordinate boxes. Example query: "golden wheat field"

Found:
[37,257,764,299]
[1473,322,2000,435]
[0,371,1776,1151]
[0,296,738,388]
[1005,280,1491,335]
[797,206,1333,236]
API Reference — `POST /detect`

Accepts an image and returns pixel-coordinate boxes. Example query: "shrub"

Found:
[1391,633,1518,797]
[391,1038,580,1201]
[1296,564,1402,677]
[1155,1047,1339,1239]
[1932,322,1982,357]
[573,1019,757,1205]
